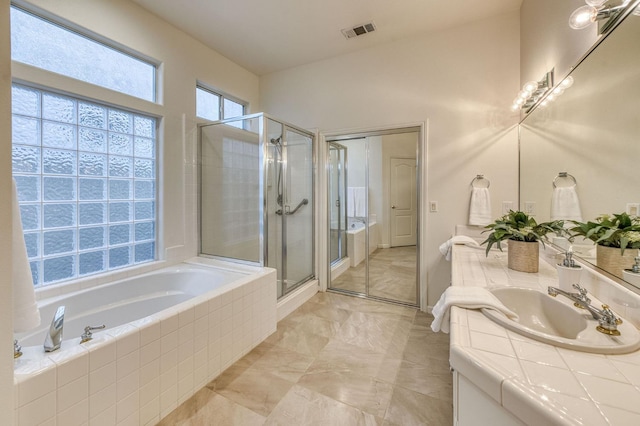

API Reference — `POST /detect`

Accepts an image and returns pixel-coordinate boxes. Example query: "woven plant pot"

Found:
[507,240,539,273]
[596,245,638,279]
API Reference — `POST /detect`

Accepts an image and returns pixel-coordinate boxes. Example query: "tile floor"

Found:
[331,246,418,305]
[158,291,452,425]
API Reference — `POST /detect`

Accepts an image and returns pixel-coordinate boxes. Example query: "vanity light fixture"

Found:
[510,70,554,112]
[569,0,627,30]
[539,76,574,108]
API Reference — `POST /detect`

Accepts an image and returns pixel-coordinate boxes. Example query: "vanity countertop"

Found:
[449,246,640,425]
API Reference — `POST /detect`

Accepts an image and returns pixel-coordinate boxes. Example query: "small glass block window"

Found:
[12,84,157,286]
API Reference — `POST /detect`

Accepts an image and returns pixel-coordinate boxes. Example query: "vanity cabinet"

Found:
[448,245,640,425]
[453,371,524,426]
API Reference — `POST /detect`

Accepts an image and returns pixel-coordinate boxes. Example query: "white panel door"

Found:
[390,158,416,247]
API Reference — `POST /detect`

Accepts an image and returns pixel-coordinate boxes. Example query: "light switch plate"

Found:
[524,201,536,215]
[430,201,438,212]
[627,203,639,216]
[502,201,513,214]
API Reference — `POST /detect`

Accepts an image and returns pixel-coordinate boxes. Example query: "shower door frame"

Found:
[325,126,422,308]
[265,119,316,296]
[197,113,316,299]
[328,142,348,266]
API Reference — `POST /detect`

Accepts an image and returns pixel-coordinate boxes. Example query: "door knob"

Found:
[391,205,396,209]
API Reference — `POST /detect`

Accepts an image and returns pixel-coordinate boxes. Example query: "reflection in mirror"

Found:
[519,11,640,283]
[329,137,366,296]
[328,131,419,306]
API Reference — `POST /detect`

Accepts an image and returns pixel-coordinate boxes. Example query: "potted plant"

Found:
[570,213,640,278]
[482,210,567,272]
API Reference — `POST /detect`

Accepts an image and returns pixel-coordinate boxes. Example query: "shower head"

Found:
[270,136,282,145]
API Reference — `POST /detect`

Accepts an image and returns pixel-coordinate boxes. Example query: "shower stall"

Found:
[199,113,315,299]
[328,143,347,266]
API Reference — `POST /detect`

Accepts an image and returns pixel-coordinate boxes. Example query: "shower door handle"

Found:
[335,199,340,207]
[286,198,309,215]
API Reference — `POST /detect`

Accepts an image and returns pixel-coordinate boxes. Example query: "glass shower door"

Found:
[329,143,347,265]
[282,127,314,293]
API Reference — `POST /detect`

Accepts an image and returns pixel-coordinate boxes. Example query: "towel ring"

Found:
[553,172,577,188]
[471,174,490,188]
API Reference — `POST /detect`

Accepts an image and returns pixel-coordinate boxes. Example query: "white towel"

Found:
[346,187,356,217]
[431,287,518,333]
[438,236,480,261]
[353,187,366,217]
[469,187,492,226]
[12,178,41,333]
[551,186,582,221]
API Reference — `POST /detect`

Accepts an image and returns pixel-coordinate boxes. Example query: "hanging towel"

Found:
[12,178,41,333]
[468,187,492,226]
[431,286,518,333]
[353,187,366,217]
[551,186,582,221]
[346,187,356,217]
[438,236,480,261]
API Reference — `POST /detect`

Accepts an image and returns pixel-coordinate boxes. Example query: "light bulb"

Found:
[569,5,598,29]
[510,103,521,112]
[546,93,556,102]
[552,87,564,96]
[514,97,525,106]
[523,81,538,92]
[585,0,608,8]
[518,90,529,99]
[560,76,574,88]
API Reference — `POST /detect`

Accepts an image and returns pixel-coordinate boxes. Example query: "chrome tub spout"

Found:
[44,305,65,352]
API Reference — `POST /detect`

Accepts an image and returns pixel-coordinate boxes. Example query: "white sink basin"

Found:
[482,287,640,354]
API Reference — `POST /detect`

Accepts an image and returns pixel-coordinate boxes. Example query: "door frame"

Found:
[318,122,428,310]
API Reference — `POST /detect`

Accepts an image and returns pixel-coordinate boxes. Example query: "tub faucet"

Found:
[548,285,621,336]
[44,305,65,352]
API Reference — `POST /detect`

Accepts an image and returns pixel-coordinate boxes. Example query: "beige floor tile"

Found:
[212,368,295,417]
[264,384,381,426]
[385,385,453,425]
[297,370,394,418]
[158,387,266,426]
[272,323,331,357]
[249,345,315,382]
[160,288,453,424]
[307,338,402,384]
[395,359,453,401]
[279,310,343,339]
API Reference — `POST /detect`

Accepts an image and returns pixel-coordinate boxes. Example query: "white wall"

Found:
[520,0,597,87]
[1,1,16,423]
[260,11,521,307]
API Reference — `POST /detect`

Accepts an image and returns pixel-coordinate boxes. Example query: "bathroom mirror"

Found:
[327,129,420,306]
[519,10,640,282]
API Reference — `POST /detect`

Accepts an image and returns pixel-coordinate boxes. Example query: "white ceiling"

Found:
[131,0,522,76]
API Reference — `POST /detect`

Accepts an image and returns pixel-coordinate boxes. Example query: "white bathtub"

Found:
[13,258,277,426]
[347,219,379,267]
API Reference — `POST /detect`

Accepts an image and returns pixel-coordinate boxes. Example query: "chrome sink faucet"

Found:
[44,305,65,352]
[548,285,621,336]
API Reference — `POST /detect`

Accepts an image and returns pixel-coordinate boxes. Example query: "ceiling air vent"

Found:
[341,22,376,39]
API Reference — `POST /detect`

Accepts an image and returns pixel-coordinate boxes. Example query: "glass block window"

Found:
[12,84,157,286]
[10,6,156,102]
[196,86,246,123]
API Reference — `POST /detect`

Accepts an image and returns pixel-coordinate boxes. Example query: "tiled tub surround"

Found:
[13,258,277,426]
[450,245,640,425]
